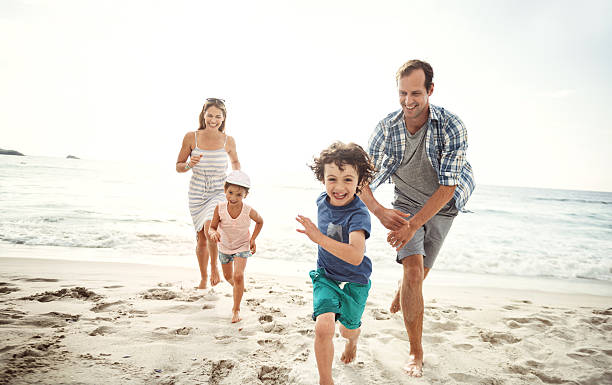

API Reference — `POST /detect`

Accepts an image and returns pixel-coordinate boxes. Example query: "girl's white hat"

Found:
[226,170,251,188]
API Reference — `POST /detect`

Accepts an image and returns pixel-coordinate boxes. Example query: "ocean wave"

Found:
[533,197,611,205]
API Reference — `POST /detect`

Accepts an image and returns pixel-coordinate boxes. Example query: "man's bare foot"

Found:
[197,277,208,290]
[389,279,401,313]
[403,356,423,377]
[210,269,220,286]
[231,310,242,323]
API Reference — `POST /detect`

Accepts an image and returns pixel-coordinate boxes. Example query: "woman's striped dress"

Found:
[188,132,228,232]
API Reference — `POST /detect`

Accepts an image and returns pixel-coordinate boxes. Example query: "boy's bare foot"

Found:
[231,310,242,323]
[197,277,208,290]
[210,269,220,286]
[389,279,401,313]
[340,339,358,364]
[403,355,423,377]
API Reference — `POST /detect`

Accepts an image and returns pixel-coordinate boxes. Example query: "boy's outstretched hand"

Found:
[296,215,323,244]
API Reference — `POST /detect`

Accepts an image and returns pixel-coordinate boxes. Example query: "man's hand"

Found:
[249,238,257,254]
[208,229,220,243]
[295,215,323,244]
[376,207,411,231]
[387,221,418,251]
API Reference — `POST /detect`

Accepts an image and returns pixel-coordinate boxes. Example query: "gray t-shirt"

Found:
[391,121,458,217]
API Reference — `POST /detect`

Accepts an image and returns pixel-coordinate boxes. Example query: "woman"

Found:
[176,98,240,289]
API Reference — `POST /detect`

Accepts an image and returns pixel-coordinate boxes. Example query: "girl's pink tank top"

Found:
[218,202,251,254]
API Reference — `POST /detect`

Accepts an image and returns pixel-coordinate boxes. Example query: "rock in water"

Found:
[0,149,25,156]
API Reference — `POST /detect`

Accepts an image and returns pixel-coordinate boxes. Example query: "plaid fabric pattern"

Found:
[368,104,475,211]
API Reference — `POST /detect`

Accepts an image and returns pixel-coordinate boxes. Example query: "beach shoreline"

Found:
[1,256,610,384]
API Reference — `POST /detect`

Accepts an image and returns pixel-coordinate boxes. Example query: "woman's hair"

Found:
[309,142,376,193]
[198,99,227,132]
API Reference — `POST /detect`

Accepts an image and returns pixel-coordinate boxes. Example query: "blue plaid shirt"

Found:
[368,104,475,211]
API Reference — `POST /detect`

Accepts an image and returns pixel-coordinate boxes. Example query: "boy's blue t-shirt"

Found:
[316,192,372,284]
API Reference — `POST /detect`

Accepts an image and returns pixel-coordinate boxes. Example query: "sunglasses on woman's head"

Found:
[206,98,225,104]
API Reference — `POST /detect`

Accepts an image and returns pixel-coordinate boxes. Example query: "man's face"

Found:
[398,69,433,122]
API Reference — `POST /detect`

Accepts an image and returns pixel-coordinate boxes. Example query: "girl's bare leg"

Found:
[204,220,220,286]
[231,257,247,323]
[221,260,234,286]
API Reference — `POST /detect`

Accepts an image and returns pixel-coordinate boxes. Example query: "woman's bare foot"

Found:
[403,355,423,377]
[197,277,208,290]
[231,310,242,323]
[210,269,221,286]
[340,339,358,364]
[389,279,401,313]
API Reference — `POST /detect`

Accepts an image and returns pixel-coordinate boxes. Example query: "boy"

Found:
[296,142,376,385]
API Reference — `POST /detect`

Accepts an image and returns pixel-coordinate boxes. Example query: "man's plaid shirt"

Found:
[367,104,475,211]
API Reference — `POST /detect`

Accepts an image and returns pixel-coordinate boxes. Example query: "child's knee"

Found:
[233,272,244,284]
[340,325,360,339]
[315,313,336,340]
[222,269,233,281]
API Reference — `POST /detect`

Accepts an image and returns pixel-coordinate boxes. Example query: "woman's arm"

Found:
[176,132,198,173]
[225,135,241,171]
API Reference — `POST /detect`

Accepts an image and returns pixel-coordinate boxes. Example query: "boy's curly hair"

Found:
[310,142,376,193]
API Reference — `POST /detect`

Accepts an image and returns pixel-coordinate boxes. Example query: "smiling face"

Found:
[224,184,247,206]
[323,162,359,206]
[204,105,225,131]
[398,68,433,126]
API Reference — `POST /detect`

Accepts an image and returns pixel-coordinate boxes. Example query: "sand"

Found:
[0,257,610,385]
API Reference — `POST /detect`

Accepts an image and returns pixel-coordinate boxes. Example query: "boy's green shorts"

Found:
[309,268,371,330]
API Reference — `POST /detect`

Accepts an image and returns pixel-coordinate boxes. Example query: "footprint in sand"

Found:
[175,327,193,335]
[202,303,216,310]
[21,287,103,302]
[90,300,126,313]
[592,308,612,316]
[103,285,123,289]
[504,316,553,331]
[478,330,521,345]
[89,326,117,336]
[287,295,306,305]
[214,335,234,345]
[567,348,610,369]
[258,365,290,384]
[452,343,473,350]
[428,319,460,332]
[209,359,235,385]
[449,373,487,383]
[370,308,391,320]
[423,335,447,344]
[0,282,20,295]
[503,304,521,310]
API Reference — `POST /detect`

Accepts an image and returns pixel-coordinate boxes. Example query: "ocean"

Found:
[1,155,611,295]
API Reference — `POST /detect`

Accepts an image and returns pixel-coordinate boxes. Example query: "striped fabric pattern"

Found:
[188,142,228,232]
[368,104,475,211]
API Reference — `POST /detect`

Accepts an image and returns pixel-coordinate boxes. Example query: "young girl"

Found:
[208,170,264,323]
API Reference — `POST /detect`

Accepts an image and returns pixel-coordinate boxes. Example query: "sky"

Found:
[1,0,611,192]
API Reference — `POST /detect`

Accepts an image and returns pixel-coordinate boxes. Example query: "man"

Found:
[359,59,474,377]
